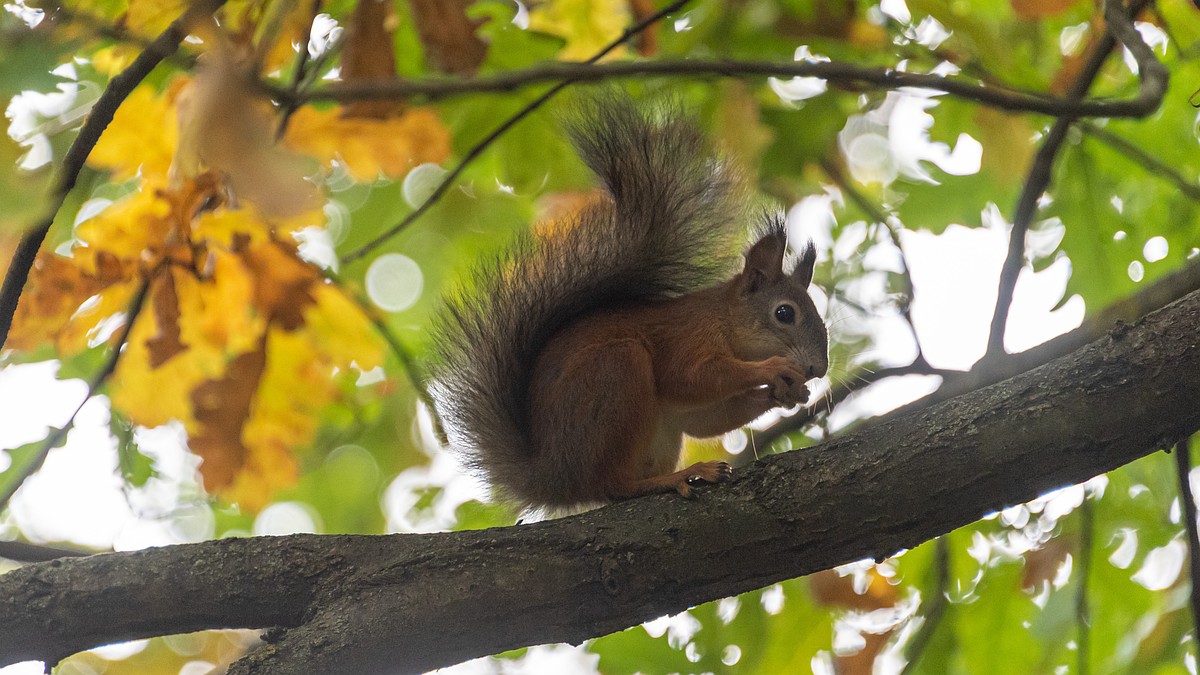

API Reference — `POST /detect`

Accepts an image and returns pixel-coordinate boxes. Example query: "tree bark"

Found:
[3,289,1200,674]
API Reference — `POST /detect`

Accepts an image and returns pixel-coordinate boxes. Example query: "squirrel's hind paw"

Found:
[676,461,733,498]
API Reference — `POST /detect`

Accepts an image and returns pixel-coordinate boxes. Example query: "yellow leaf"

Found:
[283,106,451,181]
[305,283,385,372]
[110,269,237,429]
[88,84,179,183]
[528,0,630,61]
[125,0,188,35]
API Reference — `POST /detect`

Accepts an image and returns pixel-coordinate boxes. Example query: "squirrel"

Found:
[429,96,828,513]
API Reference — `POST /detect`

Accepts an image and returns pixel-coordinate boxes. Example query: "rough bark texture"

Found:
[2,289,1199,674]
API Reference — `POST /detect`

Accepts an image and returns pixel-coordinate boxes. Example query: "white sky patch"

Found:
[1131,539,1186,591]
[839,92,981,187]
[1123,22,1169,74]
[911,16,950,49]
[880,0,911,24]
[769,46,831,104]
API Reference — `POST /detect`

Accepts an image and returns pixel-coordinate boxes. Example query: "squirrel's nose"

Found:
[806,361,828,380]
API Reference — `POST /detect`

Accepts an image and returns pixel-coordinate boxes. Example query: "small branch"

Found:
[338,0,692,265]
[1174,438,1200,655]
[1080,123,1200,202]
[762,254,1200,449]
[0,540,93,563]
[986,0,1158,357]
[900,536,950,675]
[0,0,227,353]
[749,362,951,454]
[1076,493,1095,675]
[0,280,149,512]
[272,52,1166,120]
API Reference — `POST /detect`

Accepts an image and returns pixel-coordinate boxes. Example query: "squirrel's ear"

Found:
[743,231,786,293]
[794,241,816,288]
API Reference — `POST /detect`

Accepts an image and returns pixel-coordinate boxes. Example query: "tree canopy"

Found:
[1,0,1200,673]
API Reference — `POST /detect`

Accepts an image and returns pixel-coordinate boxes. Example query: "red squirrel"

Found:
[430,97,828,512]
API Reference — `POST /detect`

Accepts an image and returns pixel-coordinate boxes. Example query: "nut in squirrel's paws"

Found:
[676,461,733,498]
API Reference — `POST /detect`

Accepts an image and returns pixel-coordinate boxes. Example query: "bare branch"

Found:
[986,0,1157,357]
[274,10,1166,120]
[820,157,929,370]
[0,0,227,353]
[0,540,92,563]
[761,254,1200,448]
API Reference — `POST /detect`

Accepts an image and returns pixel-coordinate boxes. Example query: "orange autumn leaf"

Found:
[809,568,898,611]
[191,342,269,491]
[7,254,103,351]
[145,268,186,367]
[283,105,451,181]
[242,239,321,331]
[1012,0,1081,20]
[12,172,380,509]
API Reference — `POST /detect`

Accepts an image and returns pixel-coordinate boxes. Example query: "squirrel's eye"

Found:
[774,304,796,324]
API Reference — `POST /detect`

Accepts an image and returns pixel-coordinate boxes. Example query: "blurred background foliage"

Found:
[0,0,1199,673]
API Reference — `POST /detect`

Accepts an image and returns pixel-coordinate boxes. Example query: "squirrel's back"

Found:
[429,96,748,509]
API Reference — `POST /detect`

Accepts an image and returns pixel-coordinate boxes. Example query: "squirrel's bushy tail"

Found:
[429,95,747,510]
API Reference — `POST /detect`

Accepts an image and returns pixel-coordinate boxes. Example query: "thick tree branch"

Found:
[2,286,1198,674]
[0,0,226,353]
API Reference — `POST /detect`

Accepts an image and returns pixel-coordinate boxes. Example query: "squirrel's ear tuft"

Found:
[794,241,816,288]
[743,228,786,293]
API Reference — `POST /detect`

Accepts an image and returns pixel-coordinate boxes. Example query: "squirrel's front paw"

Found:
[765,358,811,407]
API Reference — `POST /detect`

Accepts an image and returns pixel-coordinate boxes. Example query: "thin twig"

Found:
[339,0,694,265]
[271,50,1167,120]
[901,536,950,675]
[748,362,952,454]
[1076,493,1095,675]
[0,0,227,353]
[275,0,323,140]
[324,270,447,442]
[1174,438,1200,656]
[0,280,150,512]
[820,157,929,371]
[0,539,94,563]
[1081,122,1200,202]
[985,0,1158,357]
